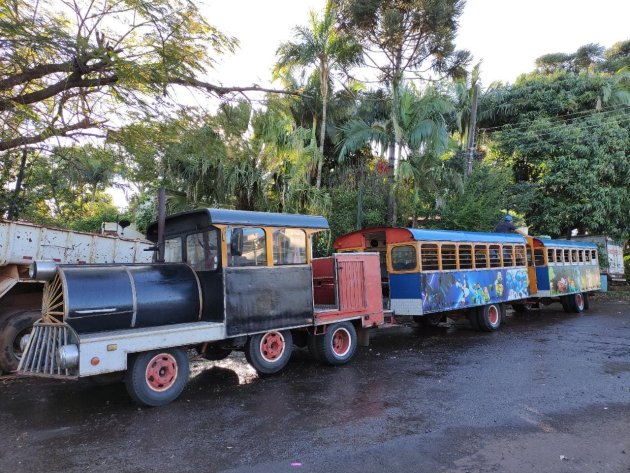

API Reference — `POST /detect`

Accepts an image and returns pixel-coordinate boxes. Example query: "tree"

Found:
[335,0,470,224]
[0,0,301,154]
[275,1,363,189]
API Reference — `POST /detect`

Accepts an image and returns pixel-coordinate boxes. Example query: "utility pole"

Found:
[8,148,27,220]
[466,84,479,177]
[157,187,166,262]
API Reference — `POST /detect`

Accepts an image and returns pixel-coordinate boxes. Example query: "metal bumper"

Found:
[17,322,79,379]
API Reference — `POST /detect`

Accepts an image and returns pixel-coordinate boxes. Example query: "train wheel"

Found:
[245,330,293,374]
[477,304,502,332]
[0,310,40,373]
[125,348,189,407]
[467,308,480,331]
[568,293,585,313]
[583,293,590,311]
[315,322,357,366]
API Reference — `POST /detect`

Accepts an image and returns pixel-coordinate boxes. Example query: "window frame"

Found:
[389,243,419,273]
[163,236,183,263]
[458,244,473,270]
[186,229,221,272]
[226,226,268,267]
[272,228,307,266]
[419,243,440,272]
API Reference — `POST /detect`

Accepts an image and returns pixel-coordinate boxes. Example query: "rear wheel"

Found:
[125,348,189,407]
[0,310,40,372]
[568,292,585,313]
[415,313,442,327]
[583,292,590,311]
[560,296,572,313]
[511,303,530,314]
[467,308,480,331]
[245,330,293,374]
[315,322,357,366]
[477,304,502,332]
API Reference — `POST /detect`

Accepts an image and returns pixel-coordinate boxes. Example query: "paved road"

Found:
[1,297,630,473]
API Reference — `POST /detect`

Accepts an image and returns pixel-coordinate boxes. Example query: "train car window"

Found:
[563,249,570,264]
[503,245,514,267]
[571,250,578,264]
[556,249,563,264]
[441,244,457,270]
[420,244,439,271]
[474,245,488,268]
[227,227,267,267]
[578,250,585,263]
[489,245,502,268]
[164,237,182,263]
[591,250,597,262]
[186,230,219,271]
[391,245,417,271]
[272,228,307,265]
[515,246,526,266]
[547,249,555,263]
[584,250,591,263]
[534,248,545,266]
[459,245,473,269]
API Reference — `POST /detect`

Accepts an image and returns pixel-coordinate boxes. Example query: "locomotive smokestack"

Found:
[157,187,166,263]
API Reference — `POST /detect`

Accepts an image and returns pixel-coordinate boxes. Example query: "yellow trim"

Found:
[337,247,363,253]
[387,242,419,274]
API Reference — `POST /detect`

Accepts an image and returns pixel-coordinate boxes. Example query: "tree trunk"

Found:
[8,148,27,220]
[386,142,396,225]
[316,69,328,189]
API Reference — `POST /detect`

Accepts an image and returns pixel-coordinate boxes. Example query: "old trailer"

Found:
[17,209,384,406]
[0,219,153,373]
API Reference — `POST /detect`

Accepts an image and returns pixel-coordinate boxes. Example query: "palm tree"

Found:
[274,1,362,189]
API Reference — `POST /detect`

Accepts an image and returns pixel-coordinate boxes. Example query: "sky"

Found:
[108,0,630,206]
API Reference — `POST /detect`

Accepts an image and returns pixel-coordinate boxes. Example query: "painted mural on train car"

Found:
[549,265,600,296]
[422,268,529,313]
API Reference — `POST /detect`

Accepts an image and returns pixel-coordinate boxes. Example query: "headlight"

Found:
[56,344,79,369]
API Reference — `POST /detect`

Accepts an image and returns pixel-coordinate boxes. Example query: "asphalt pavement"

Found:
[1,296,630,473]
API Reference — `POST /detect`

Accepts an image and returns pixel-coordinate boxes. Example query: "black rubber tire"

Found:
[477,303,502,332]
[315,322,358,366]
[91,372,125,386]
[511,303,530,314]
[583,292,590,311]
[201,346,232,361]
[467,308,480,331]
[560,296,572,313]
[417,313,442,328]
[568,292,585,313]
[245,330,293,374]
[125,348,189,407]
[307,333,320,362]
[0,310,40,373]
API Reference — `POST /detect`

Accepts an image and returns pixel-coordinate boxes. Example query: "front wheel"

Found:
[0,310,40,372]
[315,322,358,366]
[477,304,502,332]
[125,348,189,407]
[245,330,293,374]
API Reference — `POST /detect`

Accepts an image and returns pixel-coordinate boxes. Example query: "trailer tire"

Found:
[125,348,189,407]
[511,303,530,314]
[307,334,321,362]
[201,346,232,361]
[467,308,480,331]
[477,304,502,332]
[314,322,358,366]
[416,313,442,328]
[568,293,585,313]
[583,292,590,311]
[0,310,40,373]
[245,330,293,374]
[560,296,572,313]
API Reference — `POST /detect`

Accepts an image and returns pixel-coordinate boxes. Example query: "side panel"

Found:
[389,272,422,316]
[548,264,601,296]
[535,266,551,290]
[422,268,529,314]
[224,266,314,337]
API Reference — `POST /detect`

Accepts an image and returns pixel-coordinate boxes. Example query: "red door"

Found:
[337,259,367,311]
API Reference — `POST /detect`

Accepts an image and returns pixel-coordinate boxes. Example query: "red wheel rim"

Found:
[260,332,285,362]
[488,305,499,325]
[577,294,583,309]
[145,353,178,392]
[332,328,351,356]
